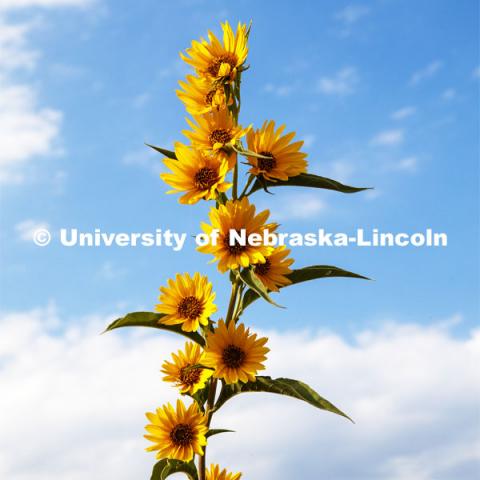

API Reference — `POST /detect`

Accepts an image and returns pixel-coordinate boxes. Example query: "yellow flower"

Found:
[197,197,277,273]
[177,74,228,116]
[207,464,242,480]
[160,143,232,204]
[183,109,249,153]
[155,272,217,332]
[161,341,213,395]
[246,120,308,181]
[144,399,208,462]
[203,320,269,384]
[180,21,248,83]
[254,246,294,292]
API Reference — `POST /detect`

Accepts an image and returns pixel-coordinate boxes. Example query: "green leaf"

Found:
[249,173,370,195]
[215,376,353,422]
[206,428,235,438]
[239,267,283,308]
[187,387,209,412]
[150,459,198,480]
[103,311,205,346]
[240,265,369,312]
[145,143,177,159]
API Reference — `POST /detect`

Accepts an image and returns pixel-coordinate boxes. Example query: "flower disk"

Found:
[155,272,217,332]
[254,246,294,292]
[207,464,242,480]
[247,120,308,181]
[144,399,208,462]
[160,142,232,204]
[161,341,213,395]
[203,319,269,384]
[183,108,249,153]
[176,74,228,116]
[197,197,277,272]
[180,21,248,83]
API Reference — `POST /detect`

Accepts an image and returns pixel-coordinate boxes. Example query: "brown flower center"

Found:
[178,296,203,320]
[207,54,237,77]
[222,344,246,369]
[209,128,232,146]
[223,233,247,254]
[254,258,271,276]
[179,366,202,386]
[194,167,218,190]
[258,151,277,172]
[170,423,194,446]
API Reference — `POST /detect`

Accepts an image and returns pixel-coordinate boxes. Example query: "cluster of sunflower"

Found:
[106,20,366,480]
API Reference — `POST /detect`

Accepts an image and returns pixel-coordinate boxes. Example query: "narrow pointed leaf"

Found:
[145,143,177,159]
[206,428,235,438]
[104,311,205,346]
[240,265,368,312]
[239,267,283,308]
[249,173,370,194]
[215,376,353,422]
[150,459,198,480]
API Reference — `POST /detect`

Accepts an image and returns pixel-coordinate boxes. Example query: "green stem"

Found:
[199,278,241,479]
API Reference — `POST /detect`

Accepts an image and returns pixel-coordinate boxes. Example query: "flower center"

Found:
[209,128,232,146]
[207,54,237,77]
[170,423,194,446]
[258,151,277,172]
[223,233,247,254]
[179,365,202,386]
[178,296,203,320]
[222,344,246,369]
[194,167,218,190]
[254,258,271,276]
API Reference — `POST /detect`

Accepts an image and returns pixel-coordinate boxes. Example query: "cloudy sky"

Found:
[0,0,479,479]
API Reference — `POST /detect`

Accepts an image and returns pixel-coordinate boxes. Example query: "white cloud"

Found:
[371,129,404,147]
[97,261,127,280]
[327,160,356,182]
[473,66,480,79]
[0,82,62,183]
[409,60,443,86]
[391,106,416,120]
[132,92,151,108]
[263,83,295,97]
[0,1,92,184]
[14,219,50,242]
[268,192,327,220]
[441,88,457,101]
[334,5,370,25]
[317,67,358,96]
[122,147,164,175]
[0,306,478,479]
[302,133,316,149]
[388,156,418,173]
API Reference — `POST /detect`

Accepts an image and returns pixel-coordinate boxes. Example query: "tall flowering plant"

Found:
[105,21,368,480]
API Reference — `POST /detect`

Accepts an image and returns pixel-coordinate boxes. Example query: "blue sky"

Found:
[0,1,479,479]
[1,0,478,335]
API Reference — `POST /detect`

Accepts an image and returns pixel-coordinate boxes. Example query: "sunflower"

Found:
[183,109,249,153]
[206,464,242,480]
[161,341,213,395]
[246,120,308,181]
[197,197,277,273]
[160,142,232,204]
[144,399,208,462]
[155,272,217,332]
[177,75,228,116]
[180,21,248,83]
[203,319,269,384]
[253,246,294,292]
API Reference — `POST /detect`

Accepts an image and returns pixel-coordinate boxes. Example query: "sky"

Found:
[0,0,479,479]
